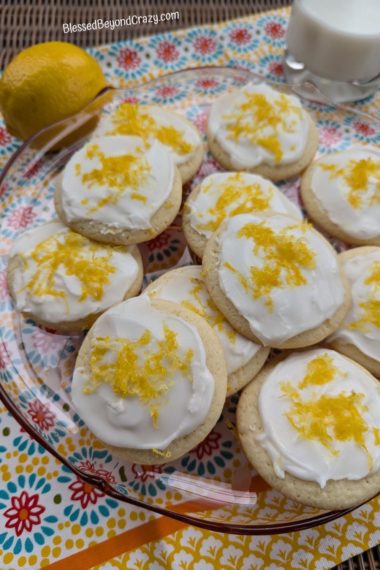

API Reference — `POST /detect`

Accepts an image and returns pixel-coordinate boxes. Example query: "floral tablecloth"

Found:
[0,7,380,570]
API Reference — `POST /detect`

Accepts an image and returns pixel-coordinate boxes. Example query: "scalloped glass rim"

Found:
[0,66,379,535]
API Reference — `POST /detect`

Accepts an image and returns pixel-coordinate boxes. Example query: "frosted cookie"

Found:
[183,172,302,258]
[72,296,227,464]
[95,103,204,183]
[7,221,143,332]
[203,213,350,349]
[207,82,318,181]
[145,266,269,395]
[55,135,182,246]
[301,146,380,246]
[328,247,380,377]
[237,349,380,510]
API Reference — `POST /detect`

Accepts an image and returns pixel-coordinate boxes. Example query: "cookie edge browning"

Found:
[202,216,351,349]
[7,222,144,332]
[74,299,228,465]
[301,155,380,247]
[227,346,270,396]
[207,111,319,182]
[111,104,205,185]
[327,246,380,377]
[182,183,208,259]
[237,355,380,510]
[145,265,270,395]
[55,166,183,246]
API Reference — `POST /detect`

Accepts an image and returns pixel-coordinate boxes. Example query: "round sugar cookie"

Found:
[237,348,380,510]
[145,266,269,395]
[207,82,318,182]
[72,296,227,464]
[7,221,143,332]
[327,247,380,377]
[55,135,182,246]
[301,146,380,246]
[203,212,350,349]
[94,103,204,184]
[183,171,302,258]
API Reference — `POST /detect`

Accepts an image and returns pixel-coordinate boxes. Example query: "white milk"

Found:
[286,0,380,81]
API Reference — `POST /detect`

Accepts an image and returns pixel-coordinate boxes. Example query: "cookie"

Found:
[301,146,380,246]
[55,135,182,246]
[328,247,380,377]
[145,265,269,395]
[183,171,302,258]
[94,103,204,184]
[207,82,318,182]
[237,348,380,510]
[7,221,143,332]
[71,296,227,464]
[203,212,350,349]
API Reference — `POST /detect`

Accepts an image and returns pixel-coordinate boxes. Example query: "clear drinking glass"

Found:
[283,0,380,103]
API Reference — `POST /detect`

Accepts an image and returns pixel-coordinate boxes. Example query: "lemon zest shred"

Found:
[22,231,116,305]
[299,354,337,389]
[349,262,380,332]
[195,173,273,234]
[107,103,193,155]
[76,143,151,213]
[319,158,380,210]
[279,353,379,467]
[85,325,194,427]
[225,222,315,309]
[223,92,303,163]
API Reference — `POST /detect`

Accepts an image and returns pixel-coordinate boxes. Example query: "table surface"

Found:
[0,4,380,570]
[0,0,291,69]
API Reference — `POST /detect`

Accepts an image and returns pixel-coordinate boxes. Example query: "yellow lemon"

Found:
[0,41,108,145]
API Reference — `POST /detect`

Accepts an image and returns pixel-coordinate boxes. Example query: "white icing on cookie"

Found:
[60,135,175,230]
[9,222,140,324]
[308,146,380,240]
[146,265,260,375]
[208,82,310,169]
[72,296,215,450]
[186,172,302,239]
[95,104,202,166]
[257,349,380,487]
[330,249,380,362]
[217,213,345,345]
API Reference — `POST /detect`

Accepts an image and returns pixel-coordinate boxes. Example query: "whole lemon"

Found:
[0,41,108,143]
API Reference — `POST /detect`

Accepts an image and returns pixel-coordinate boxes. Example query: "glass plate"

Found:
[0,66,379,535]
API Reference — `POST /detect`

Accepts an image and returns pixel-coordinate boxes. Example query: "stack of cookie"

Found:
[7,82,380,511]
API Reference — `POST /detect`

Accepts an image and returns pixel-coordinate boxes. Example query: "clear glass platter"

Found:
[0,66,379,535]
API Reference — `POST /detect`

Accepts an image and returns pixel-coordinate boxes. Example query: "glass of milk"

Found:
[284,0,380,103]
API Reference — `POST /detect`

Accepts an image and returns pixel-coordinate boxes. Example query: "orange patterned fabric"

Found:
[0,7,379,570]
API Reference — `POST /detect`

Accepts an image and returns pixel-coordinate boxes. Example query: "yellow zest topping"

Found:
[223,92,303,163]
[155,125,193,155]
[131,192,147,203]
[150,276,237,343]
[23,231,116,304]
[195,173,273,234]
[225,221,316,309]
[284,388,370,458]
[85,325,194,427]
[349,261,380,332]
[184,277,237,343]
[76,143,151,213]
[280,353,379,466]
[107,103,193,155]
[299,354,338,389]
[319,157,380,210]
[152,448,172,458]
[373,428,380,445]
